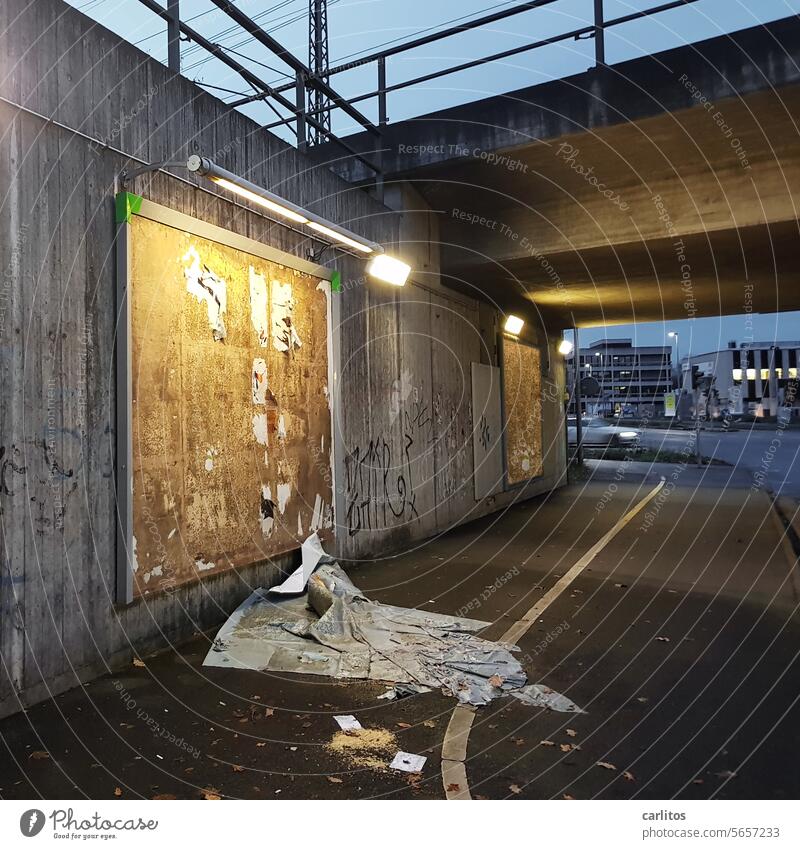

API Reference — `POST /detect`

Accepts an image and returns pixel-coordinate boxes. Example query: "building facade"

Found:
[682,342,800,419]
[569,338,673,416]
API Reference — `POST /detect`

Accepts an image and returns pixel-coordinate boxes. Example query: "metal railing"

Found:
[137,0,701,190]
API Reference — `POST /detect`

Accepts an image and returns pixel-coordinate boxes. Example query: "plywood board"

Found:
[129,214,332,596]
[471,363,504,500]
[502,337,543,484]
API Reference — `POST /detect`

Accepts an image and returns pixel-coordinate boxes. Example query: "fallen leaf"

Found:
[563,794,575,800]
[202,789,221,800]
[256,743,267,748]
[114,787,122,797]
[540,740,556,747]
[152,794,177,800]
[623,771,635,782]
[509,784,522,794]
[489,674,504,688]
[446,783,461,792]
[715,770,737,779]
[29,751,50,760]
[133,658,146,668]
[655,636,670,642]
[597,761,617,771]
[232,765,245,773]
[264,708,274,717]
[511,737,525,746]
[396,722,412,729]
[423,720,436,728]
[327,776,343,784]
[566,729,577,737]
[636,697,649,703]
[560,744,572,752]
[692,778,704,785]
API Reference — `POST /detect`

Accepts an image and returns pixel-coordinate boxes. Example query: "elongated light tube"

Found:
[187,155,381,255]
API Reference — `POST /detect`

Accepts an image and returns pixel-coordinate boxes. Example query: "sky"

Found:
[66,0,800,355]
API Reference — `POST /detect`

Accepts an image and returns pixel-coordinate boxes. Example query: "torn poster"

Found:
[271,279,302,352]
[249,266,269,347]
[205,559,583,710]
[183,246,227,341]
[268,531,327,595]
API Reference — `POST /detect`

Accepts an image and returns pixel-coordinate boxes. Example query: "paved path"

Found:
[1,473,798,800]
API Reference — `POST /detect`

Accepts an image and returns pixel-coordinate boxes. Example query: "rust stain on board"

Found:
[503,337,543,484]
[129,216,332,596]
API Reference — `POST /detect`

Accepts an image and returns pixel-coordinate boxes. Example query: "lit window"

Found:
[761,369,770,380]
[790,368,798,379]
[732,369,742,381]
[746,368,756,380]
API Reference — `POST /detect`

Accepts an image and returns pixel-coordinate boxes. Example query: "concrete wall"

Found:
[0,0,565,718]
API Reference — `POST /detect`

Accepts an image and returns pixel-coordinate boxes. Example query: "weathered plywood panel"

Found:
[129,216,332,595]
[471,363,504,500]
[502,338,544,484]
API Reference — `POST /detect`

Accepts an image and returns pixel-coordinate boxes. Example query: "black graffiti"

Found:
[0,445,26,496]
[479,414,491,450]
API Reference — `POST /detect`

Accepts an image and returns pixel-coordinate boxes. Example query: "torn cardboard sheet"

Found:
[390,752,427,773]
[334,715,362,731]
[205,560,583,711]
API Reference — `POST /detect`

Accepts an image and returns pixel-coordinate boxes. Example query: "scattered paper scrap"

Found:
[390,752,427,773]
[334,715,362,732]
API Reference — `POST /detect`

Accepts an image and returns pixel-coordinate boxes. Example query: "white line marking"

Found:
[442,478,666,800]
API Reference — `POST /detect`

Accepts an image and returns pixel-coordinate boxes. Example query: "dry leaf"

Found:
[114,787,122,797]
[715,770,737,779]
[203,791,221,801]
[597,761,617,770]
[29,751,50,760]
[511,737,525,746]
[509,784,522,794]
[232,765,245,773]
[446,783,461,792]
[540,740,556,747]
[264,708,274,717]
[327,776,343,784]
[563,794,575,800]
[256,743,267,748]
[560,743,572,753]
[566,729,577,737]
[489,674,504,688]
[396,722,412,729]
[623,771,635,781]
[655,636,670,642]
[133,658,146,668]
[423,720,435,728]
[692,778,704,785]
[152,794,177,800]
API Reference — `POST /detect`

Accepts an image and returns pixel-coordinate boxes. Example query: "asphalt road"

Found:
[636,426,800,497]
[1,468,797,800]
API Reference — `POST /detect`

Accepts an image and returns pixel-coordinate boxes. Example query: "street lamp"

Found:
[668,331,680,388]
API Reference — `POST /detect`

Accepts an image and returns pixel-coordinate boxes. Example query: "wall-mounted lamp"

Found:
[367,254,411,287]
[558,339,574,356]
[504,315,524,336]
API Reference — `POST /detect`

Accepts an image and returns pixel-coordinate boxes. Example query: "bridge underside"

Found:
[430,83,800,329]
[327,16,800,331]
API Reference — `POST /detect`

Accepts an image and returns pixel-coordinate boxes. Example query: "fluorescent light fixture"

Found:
[504,315,524,336]
[558,338,574,356]
[307,221,373,254]
[186,155,381,256]
[211,177,309,224]
[367,254,411,286]
[732,368,743,381]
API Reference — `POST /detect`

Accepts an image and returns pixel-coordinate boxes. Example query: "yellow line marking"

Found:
[442,478,665,800]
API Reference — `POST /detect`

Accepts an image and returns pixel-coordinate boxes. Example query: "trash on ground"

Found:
[333,715,362,731]
[268,532,328,595]
[390,752,427,773]
[205,553,583,711]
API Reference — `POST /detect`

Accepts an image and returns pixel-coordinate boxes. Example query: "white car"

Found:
[567,417,640,448]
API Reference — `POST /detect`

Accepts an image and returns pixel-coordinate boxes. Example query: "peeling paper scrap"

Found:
[252,358,268,405]
[268,531,327,595]
[249,266,269,347]
[183,246,227,341]
[510,684,585,713]
[390,752,427,773]
[271,279,302,352]
[333,715,362,731]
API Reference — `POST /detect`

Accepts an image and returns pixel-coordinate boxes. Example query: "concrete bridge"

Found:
[326,15,800,330]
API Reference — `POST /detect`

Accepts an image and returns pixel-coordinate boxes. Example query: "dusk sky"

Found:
[69,0,800,355]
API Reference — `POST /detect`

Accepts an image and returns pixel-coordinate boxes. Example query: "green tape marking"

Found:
[115,191,143,224]
[330,270,341,293]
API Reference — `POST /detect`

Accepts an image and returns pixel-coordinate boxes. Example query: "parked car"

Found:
[567,417,640,447]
